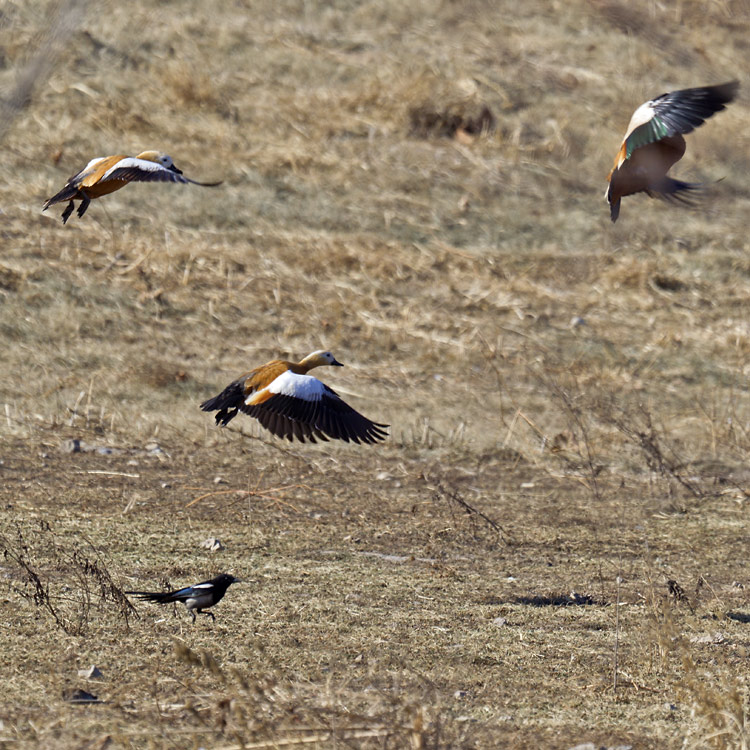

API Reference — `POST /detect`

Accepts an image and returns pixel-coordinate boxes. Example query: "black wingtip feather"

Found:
[653,80,739,138]
[217,386,389,445]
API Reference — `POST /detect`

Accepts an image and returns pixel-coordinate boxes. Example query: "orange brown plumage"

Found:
[43,150,222,223]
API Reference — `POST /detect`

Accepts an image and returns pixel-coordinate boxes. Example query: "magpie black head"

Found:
[214,573,241,587]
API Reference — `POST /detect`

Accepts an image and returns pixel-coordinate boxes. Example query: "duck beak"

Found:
[169,164,183,175]
[331,358,344,367]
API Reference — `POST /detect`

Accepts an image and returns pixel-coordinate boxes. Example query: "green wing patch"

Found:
[625,117,670,159]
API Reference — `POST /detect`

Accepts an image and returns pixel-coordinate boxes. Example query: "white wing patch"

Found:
[191,583,214,590]
[101,157,169,180]
[623,101,655,139]
[258,371,327,402]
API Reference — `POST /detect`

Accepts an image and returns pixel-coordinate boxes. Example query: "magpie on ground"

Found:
[125,573,241,622]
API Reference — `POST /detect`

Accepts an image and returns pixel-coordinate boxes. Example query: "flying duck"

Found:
[43,150,222,223]
[201,350,389,444]
[126,573,240,623]
[606,80,738,222]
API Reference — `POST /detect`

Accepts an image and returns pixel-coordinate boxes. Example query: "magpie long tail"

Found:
[124,590,173,604]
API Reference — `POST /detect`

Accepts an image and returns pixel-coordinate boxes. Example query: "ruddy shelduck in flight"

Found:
[606,81,738,222]
[43,150,222,223]
[201,351,389,444]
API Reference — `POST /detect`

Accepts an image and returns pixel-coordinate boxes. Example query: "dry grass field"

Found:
[4,0,750,747]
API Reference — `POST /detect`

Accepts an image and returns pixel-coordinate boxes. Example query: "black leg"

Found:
[200,610,216,621]
[189,610,196,623]
[77,197,90,218]
[61,202,74,224]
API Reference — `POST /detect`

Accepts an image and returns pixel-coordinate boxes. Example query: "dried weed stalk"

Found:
[523,364,711,505]
[679,633,749,750]
[606,403,705,501]
[543,375,607,502]
[517,369,608,504]
[171,642,453,749]
[642,564,748,749]
[0,0,87,142]
[682,665,749,750]
[0,520,135,634]
[431,478,506,545]
[185,480,323,514]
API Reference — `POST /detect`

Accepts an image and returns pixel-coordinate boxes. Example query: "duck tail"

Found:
[607,185,620,223]
[647,178,703,206]
[200,379,246,426]
[43,184,80,211]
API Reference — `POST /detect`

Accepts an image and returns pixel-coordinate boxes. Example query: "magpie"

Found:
[125,573,241,622]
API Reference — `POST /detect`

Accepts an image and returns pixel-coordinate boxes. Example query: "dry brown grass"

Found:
[3,0,750,747]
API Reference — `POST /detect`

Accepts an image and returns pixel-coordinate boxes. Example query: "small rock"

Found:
[454,690,468,698]
[689,632,726,645]
[492,617,507,628]
[145,442,163,454]
[213,476,227,485]
[567,744,597,750]
[96,447,114,455]
[160,481,172,489]
[520,482,535,489]
[570,316,586,328]
[64,438,82,453]
[201,538,224,552]
[78,665,104,680]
